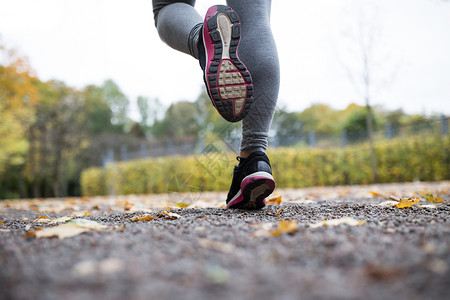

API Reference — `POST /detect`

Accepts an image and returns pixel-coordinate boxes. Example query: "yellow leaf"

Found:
[271,220,298,236]
[420,192,443,203]
[130,214,154,222]
[276,207,284,216]
[176,202,190,209]
[369,191,385,197]
[83,211,92,216]
[140,214,154,221]
[0,221,4,225]
[394,197,420,208]
[266,194,282,205]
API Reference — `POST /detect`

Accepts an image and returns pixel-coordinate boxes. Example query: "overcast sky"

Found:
[1,0,449,119]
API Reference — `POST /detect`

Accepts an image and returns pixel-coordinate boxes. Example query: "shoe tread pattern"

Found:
[205,5,253,123]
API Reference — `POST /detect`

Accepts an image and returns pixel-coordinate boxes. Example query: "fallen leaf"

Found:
[276,207,284,216]
[34,219,107,239]
[198,238,236,253]
[417,204,437,209]
[49,216,72,225]
[378,200,399,207]
[266,194,282,205]
[83,211,92,217]
[369,191,385,198]
[130,214,154,222]
[130,216,140,222]
[310,217,366,228]
[0,221,4,225]
[389,195,401,202]
[420,192,443,203]
[67,218,108,230]
[271,220,298,236]
[35,224,90,239]
[176,202,190,209]
[394,197,420,208]
[33,216,51,223]
[157,210,181,220]
[23,227,42,238]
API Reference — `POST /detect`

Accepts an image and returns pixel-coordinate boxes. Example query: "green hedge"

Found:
[81,136,449,196]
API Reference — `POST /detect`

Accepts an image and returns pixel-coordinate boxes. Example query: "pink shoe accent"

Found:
[226,175,275,209]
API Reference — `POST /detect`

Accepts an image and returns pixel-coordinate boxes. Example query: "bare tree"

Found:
[337,1,399,183]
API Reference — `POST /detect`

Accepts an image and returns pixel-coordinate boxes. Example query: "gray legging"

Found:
[152,0,279,153]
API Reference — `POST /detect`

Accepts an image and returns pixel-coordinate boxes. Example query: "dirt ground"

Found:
[0,181,449,300]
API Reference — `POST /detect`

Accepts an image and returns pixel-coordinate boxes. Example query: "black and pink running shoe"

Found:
[198,5,253,123]
[226,151,275,210]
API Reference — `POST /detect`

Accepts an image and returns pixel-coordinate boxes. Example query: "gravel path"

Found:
[1,182,449,300]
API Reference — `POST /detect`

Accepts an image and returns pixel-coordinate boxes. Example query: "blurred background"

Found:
[0,0,449,199]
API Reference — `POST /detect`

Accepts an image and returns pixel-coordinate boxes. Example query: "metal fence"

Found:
[104,115,449,165]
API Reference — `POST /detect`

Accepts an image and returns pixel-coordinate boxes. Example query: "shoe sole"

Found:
[226,171,275,210]
[203,5,253,123]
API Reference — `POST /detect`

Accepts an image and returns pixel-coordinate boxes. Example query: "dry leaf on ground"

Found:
[369,191,385,197]
[417,204,438,209]
[32,219,107,239]
[310,217,366,228]
[378,200,400,207]
[33,216,50,223]
[266,194,282,205]
[35,224,90,239]
[157,210,182,220]
[271,220,298,236]
[379,196,421,208]
[394,197,420,208]
[176,202,190,208]
[130,214,154,222]
[49,216,72,224]
[419,192,443,203]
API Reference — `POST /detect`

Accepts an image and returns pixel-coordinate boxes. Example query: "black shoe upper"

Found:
[226,151,272,203]
[197,26,206,71]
